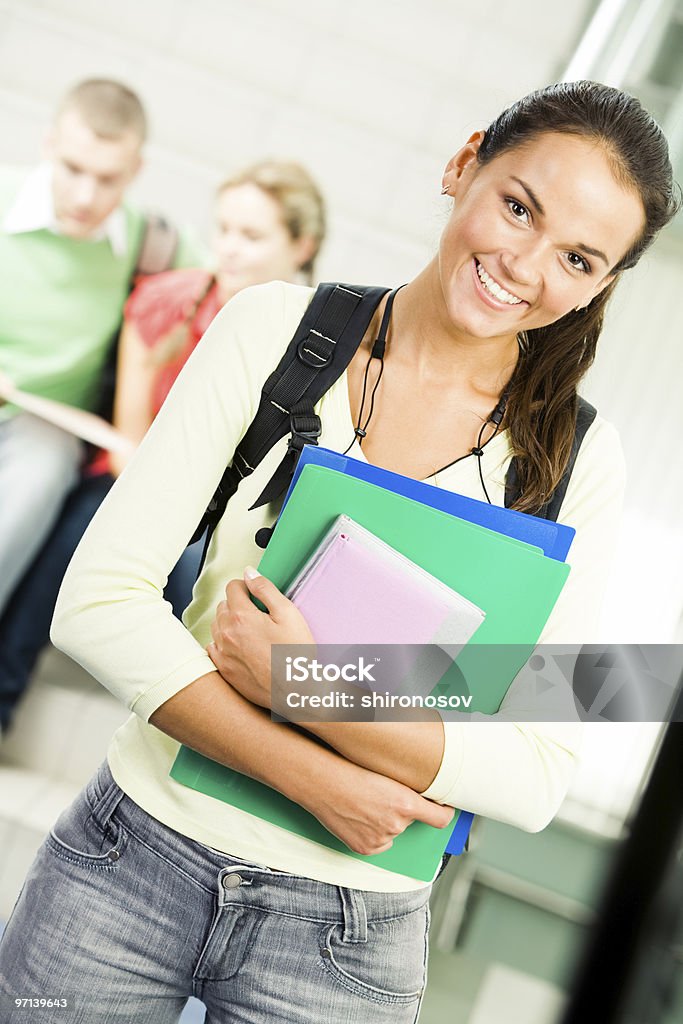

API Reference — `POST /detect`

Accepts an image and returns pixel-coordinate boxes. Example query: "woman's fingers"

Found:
[242,567,292,622]
[223,578,250,606]
[221,573,304,636]
[413,797,455,830]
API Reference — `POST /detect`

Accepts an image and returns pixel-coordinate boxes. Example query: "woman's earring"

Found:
[441,185,450,195]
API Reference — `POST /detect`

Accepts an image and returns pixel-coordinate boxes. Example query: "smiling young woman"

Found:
[1,82,680,1024]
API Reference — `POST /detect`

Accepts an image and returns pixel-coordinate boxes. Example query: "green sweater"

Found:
[0,166,199,418]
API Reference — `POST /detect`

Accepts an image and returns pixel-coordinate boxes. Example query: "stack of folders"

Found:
[171,446,575,881]
[287,513,485,651]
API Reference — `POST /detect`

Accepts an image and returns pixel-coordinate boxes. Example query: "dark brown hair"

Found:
[477,80,681,512]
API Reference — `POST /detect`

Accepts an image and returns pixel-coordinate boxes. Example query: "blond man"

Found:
[0,79,193,614]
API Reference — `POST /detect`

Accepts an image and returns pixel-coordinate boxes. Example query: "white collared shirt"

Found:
[2,162,127,256]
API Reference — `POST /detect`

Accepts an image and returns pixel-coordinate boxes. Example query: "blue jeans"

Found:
[0,414,81,615]
[0,762,431,1023]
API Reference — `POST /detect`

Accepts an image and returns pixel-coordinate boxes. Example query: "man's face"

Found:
[46,107,142,238]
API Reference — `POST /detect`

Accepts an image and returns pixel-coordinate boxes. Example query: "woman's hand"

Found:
[208,568,313,709]
[306,758,455,856]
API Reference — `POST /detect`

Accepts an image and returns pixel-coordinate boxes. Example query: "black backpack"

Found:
[192,282,597,558]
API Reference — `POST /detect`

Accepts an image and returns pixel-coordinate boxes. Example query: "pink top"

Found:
[125,268,221,415]
[87,268,221,476]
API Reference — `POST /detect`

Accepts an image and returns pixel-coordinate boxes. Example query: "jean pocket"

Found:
[318,903,429,1006]
[47,777,127,869]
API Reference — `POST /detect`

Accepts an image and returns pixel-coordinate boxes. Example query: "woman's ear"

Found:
[442,130,486,196]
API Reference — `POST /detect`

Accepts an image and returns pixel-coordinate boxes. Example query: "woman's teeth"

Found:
[476,262,522,305]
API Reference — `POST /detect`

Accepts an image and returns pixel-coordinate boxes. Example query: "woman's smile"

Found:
[472,258,526,309]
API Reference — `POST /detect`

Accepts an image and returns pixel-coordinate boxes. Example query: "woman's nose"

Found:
[500,239,545,288]
[215,232,243,257]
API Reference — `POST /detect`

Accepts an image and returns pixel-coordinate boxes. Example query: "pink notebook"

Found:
[286,515,485,650]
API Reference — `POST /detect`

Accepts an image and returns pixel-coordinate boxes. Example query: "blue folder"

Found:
[447,811,475,854]
[283,445,575,562]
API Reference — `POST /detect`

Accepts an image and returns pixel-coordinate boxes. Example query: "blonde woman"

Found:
[110,161,325,477]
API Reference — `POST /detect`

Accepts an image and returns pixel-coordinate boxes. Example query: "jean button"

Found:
[107,849,120,862]
[222,872,242,890]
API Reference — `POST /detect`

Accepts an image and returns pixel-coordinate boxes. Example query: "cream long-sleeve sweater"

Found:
[52,282,625,892]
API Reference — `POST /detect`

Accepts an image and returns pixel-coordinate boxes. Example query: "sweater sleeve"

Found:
[421,415,625,830]
[51,281,302,717]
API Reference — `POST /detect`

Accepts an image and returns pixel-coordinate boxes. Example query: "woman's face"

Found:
[213,183,313,302]
[438,131,646,341]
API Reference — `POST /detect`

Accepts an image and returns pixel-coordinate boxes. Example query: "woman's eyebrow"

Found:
[574,241,609,266]
[510,176,545,216]
[510,176,609,265]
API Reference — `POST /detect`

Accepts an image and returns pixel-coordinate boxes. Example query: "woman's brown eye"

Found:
[506,198,528,220]
[568,252,591,273]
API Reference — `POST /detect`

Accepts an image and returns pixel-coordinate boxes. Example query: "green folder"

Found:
[171,465,570,880]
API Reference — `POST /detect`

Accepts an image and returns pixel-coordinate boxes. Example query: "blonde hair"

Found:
[147,160,327,368]
[58,78,147,142]
[218,160,326,282]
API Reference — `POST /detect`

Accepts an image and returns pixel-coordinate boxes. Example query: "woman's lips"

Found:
[471,259,527,311]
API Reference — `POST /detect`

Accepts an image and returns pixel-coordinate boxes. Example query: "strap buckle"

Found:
[297,336,334,369]
[288,412,322,454]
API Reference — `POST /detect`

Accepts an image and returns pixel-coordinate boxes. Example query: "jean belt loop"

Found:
[339,887,368,944]
[90,776,125,834]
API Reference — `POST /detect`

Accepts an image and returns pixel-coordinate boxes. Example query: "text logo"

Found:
[285,656,378,684]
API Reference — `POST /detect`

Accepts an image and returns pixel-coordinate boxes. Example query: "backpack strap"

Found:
[503,396,598,521]
[190,283,390,554]
[134,214,179,277]
[95,214,179,423]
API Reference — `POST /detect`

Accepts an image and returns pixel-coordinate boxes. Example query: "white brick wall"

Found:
[0,0,594,278]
